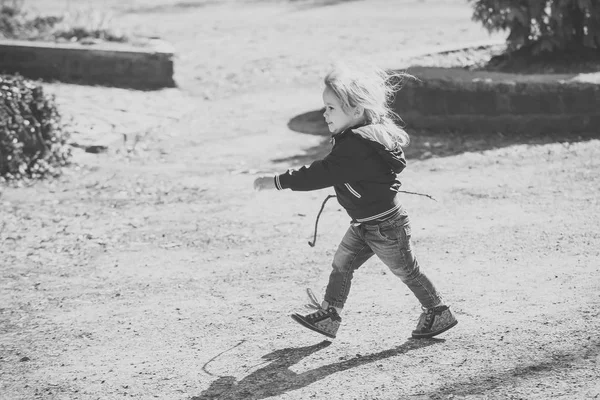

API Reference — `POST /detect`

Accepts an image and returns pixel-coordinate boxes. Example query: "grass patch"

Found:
[0,0,129,44]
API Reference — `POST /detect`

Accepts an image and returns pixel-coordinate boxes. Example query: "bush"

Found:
[0,1,62,41]
[470,0,600,53]
[0,1,127,43]
[0,75,72,181]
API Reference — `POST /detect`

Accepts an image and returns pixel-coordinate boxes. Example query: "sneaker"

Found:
[291,307,341,339]
[411,305,458,339]
[290,288,341,339]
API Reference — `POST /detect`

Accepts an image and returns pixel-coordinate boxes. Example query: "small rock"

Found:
[20,356,30,362]
[85,145,108,154]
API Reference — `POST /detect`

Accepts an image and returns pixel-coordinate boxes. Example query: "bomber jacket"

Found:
[274,123,407,224]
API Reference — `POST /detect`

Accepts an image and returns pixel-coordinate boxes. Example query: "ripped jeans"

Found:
[324,210,443,310]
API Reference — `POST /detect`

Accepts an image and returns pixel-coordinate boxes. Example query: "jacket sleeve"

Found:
[274,140,374,191]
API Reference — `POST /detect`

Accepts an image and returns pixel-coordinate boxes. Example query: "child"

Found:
[253,62,457,340]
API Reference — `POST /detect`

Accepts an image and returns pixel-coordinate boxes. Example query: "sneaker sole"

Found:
[290,314,337,339]
[412,319,458,339]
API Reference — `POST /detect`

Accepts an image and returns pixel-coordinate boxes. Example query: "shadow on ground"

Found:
[193,338,441,400]
[290,0,361,10]
[423,340,600,400]
[195,337,598,400]
[126,0,361,14]
[125,1,218,14]
[277,109,600,167]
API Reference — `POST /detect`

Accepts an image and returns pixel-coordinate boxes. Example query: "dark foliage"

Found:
[470,0,600,54]
[0,75,72,181]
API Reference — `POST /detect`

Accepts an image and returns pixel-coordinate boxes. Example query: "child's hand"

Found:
[254,176,276,191]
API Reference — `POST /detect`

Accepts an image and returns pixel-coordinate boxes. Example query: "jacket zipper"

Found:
[345,183,361,198]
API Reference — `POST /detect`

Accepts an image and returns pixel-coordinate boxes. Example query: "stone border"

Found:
[392,43,600,134]
[0,39,175,89]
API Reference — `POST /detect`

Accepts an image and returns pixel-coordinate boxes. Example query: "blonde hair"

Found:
[324,61,412,147]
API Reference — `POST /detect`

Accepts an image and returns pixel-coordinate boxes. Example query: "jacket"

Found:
[274,124,407,224]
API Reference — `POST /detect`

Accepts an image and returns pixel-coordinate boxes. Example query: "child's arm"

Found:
[254,137,377,192]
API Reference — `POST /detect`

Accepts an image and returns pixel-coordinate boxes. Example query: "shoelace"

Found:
[304,288,327,320]
[422,307,438,329]
[305,288,323,310]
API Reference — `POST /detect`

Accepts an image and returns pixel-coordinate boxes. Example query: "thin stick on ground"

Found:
[308,194,337,247]
[202,340,247,377]
[398,190,438,202]
[308,189,436,247]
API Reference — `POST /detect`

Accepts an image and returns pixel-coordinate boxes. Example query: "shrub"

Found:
[469,0,600,53]
[0,0,63,41]
[0,1,127,43]
[0,75,72,182]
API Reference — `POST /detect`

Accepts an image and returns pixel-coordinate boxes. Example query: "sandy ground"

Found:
[1,1,599,399]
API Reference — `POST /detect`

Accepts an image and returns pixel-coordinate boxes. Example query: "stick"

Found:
[202,339,246,377]
[308,195,336,247]
[398,190,438,202]
[307,189,436,247]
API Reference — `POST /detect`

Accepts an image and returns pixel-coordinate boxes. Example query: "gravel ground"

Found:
[2,2,599,400]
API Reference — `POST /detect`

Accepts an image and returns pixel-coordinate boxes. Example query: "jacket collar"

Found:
[331,122,368,142]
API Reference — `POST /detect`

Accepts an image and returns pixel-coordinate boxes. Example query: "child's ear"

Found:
[354,106,365,118]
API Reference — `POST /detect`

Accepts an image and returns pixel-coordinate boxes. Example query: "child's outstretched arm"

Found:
[253,176,276,191]
[254,136,381,193]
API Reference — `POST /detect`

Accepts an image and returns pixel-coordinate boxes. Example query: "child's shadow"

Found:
[193,338,442,400]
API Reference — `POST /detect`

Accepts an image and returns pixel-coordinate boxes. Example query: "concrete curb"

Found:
[0,39,175,89]
[392,45,600,134]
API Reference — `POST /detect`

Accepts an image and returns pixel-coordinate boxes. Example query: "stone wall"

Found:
[394,67,600,134]
[0,39,175,89]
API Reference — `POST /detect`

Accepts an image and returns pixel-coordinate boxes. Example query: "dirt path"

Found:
[2,1,600,400]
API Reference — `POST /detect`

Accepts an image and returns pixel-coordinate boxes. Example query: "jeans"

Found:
[324,210,443,310]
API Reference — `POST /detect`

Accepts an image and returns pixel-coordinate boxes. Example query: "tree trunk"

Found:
[568,4,586,48]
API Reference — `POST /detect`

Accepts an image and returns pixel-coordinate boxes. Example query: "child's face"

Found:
[322,87,361,134]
